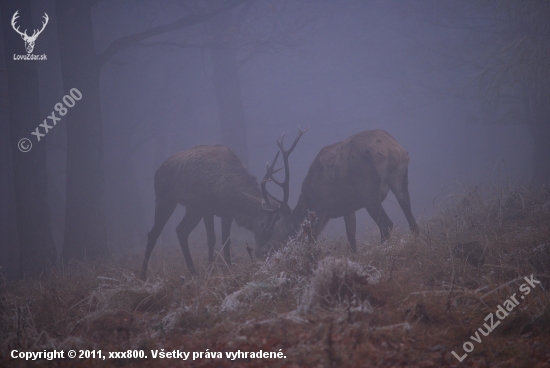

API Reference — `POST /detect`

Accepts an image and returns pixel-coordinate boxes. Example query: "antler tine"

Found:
[262,127,307,211]
[262,182,285,206]
[243,191,278,214]
[266,164,284,187]
[277,125,309,157]
[11,11,27,37]
[11,10,19,25]
[262,173,286,208]
[262,151,280,183]
[37,13,49,36]
[274,127,308,204]
[261,151,281,207]
[31,13,49,38]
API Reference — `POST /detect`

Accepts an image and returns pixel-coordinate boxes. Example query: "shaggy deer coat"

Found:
[264,130,419,254]
[141,145,275,279]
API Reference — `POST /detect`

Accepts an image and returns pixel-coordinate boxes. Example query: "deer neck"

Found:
[233,191,263,230]
[288,194,309,234]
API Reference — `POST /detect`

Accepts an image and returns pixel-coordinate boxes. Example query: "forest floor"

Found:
[1,185,550,367]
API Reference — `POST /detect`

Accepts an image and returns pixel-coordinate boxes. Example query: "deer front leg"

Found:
[221,217,232,266]
[365,201,393,243]
[141,199,177,280]
[344,212,357,252]
[203,214,216,263]
[389,168,419,236]
[176,207,202,275]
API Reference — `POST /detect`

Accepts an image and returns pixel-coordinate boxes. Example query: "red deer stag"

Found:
[141,136,304,279]
[261,130,419,255]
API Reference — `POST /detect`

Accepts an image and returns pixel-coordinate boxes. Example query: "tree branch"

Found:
[137,41,214,49]
[97,0,248,66]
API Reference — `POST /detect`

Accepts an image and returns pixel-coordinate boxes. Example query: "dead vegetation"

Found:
[1,185,549,367]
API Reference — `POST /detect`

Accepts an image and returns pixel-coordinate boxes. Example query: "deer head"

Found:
[257,126,308,257]
[11,11,49,54]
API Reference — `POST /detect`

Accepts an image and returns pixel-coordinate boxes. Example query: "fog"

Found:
[0,0,541,279]
[100,1,532,244]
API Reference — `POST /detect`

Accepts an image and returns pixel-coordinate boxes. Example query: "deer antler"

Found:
[11,11,27,38]
[274,125,308,204]
[11,11,48,40]
[31,13,49,40]
[261,151,283,207]
[262,126,308,213]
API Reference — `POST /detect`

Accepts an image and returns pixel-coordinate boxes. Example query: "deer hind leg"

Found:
[343,212,357,252]
[142,199,177,280]
[176,207,202,275]
[203,214,216,263]
[365,200,393,243]
[221,217,233,266]
[389,166,419,236]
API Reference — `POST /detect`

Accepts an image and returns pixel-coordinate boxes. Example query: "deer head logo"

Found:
[11,11,49,54]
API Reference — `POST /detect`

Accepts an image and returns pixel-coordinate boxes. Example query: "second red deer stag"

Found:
[261,130,419,255]
[141,134,304,279]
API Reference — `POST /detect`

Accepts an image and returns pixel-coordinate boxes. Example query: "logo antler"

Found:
[11,11,49,54]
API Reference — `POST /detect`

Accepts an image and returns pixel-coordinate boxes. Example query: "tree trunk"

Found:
[35,0,66,254]
[1,0,56,278]
[56,1,107,261]
[523,85,550,188]
[0,19,19,281]
[209,8,249,167]
[106,152,147,249]
[54,1,246,261]
[528,119,550,188]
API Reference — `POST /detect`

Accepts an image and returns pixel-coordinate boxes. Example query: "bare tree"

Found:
[475,1,550,187]
[208,2,250,166]
[54,0,247,262]
[1,0,56,278]
[137,0,328,166]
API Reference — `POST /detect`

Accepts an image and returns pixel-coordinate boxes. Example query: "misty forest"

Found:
[1,0,549,367]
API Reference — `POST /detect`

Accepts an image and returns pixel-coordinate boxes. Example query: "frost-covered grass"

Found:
[1,185,549,367]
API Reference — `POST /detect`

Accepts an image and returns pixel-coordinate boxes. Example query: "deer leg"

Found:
[176,207,202,275]
[221,217,232,266]
[141,199,177,280]
[343,212,357,252]
[389,168,419,236]
[203,214,216,263]
[312,210,330,241]
[365,201,393,243]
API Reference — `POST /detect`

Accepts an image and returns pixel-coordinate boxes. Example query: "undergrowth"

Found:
[1,185,549,367]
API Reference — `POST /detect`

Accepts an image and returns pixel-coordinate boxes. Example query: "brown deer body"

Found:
[141,145,279,279]
[263,130,419,254]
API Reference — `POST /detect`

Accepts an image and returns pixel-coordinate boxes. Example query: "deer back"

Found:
[300,130,409,217]
[154,145,262,221]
